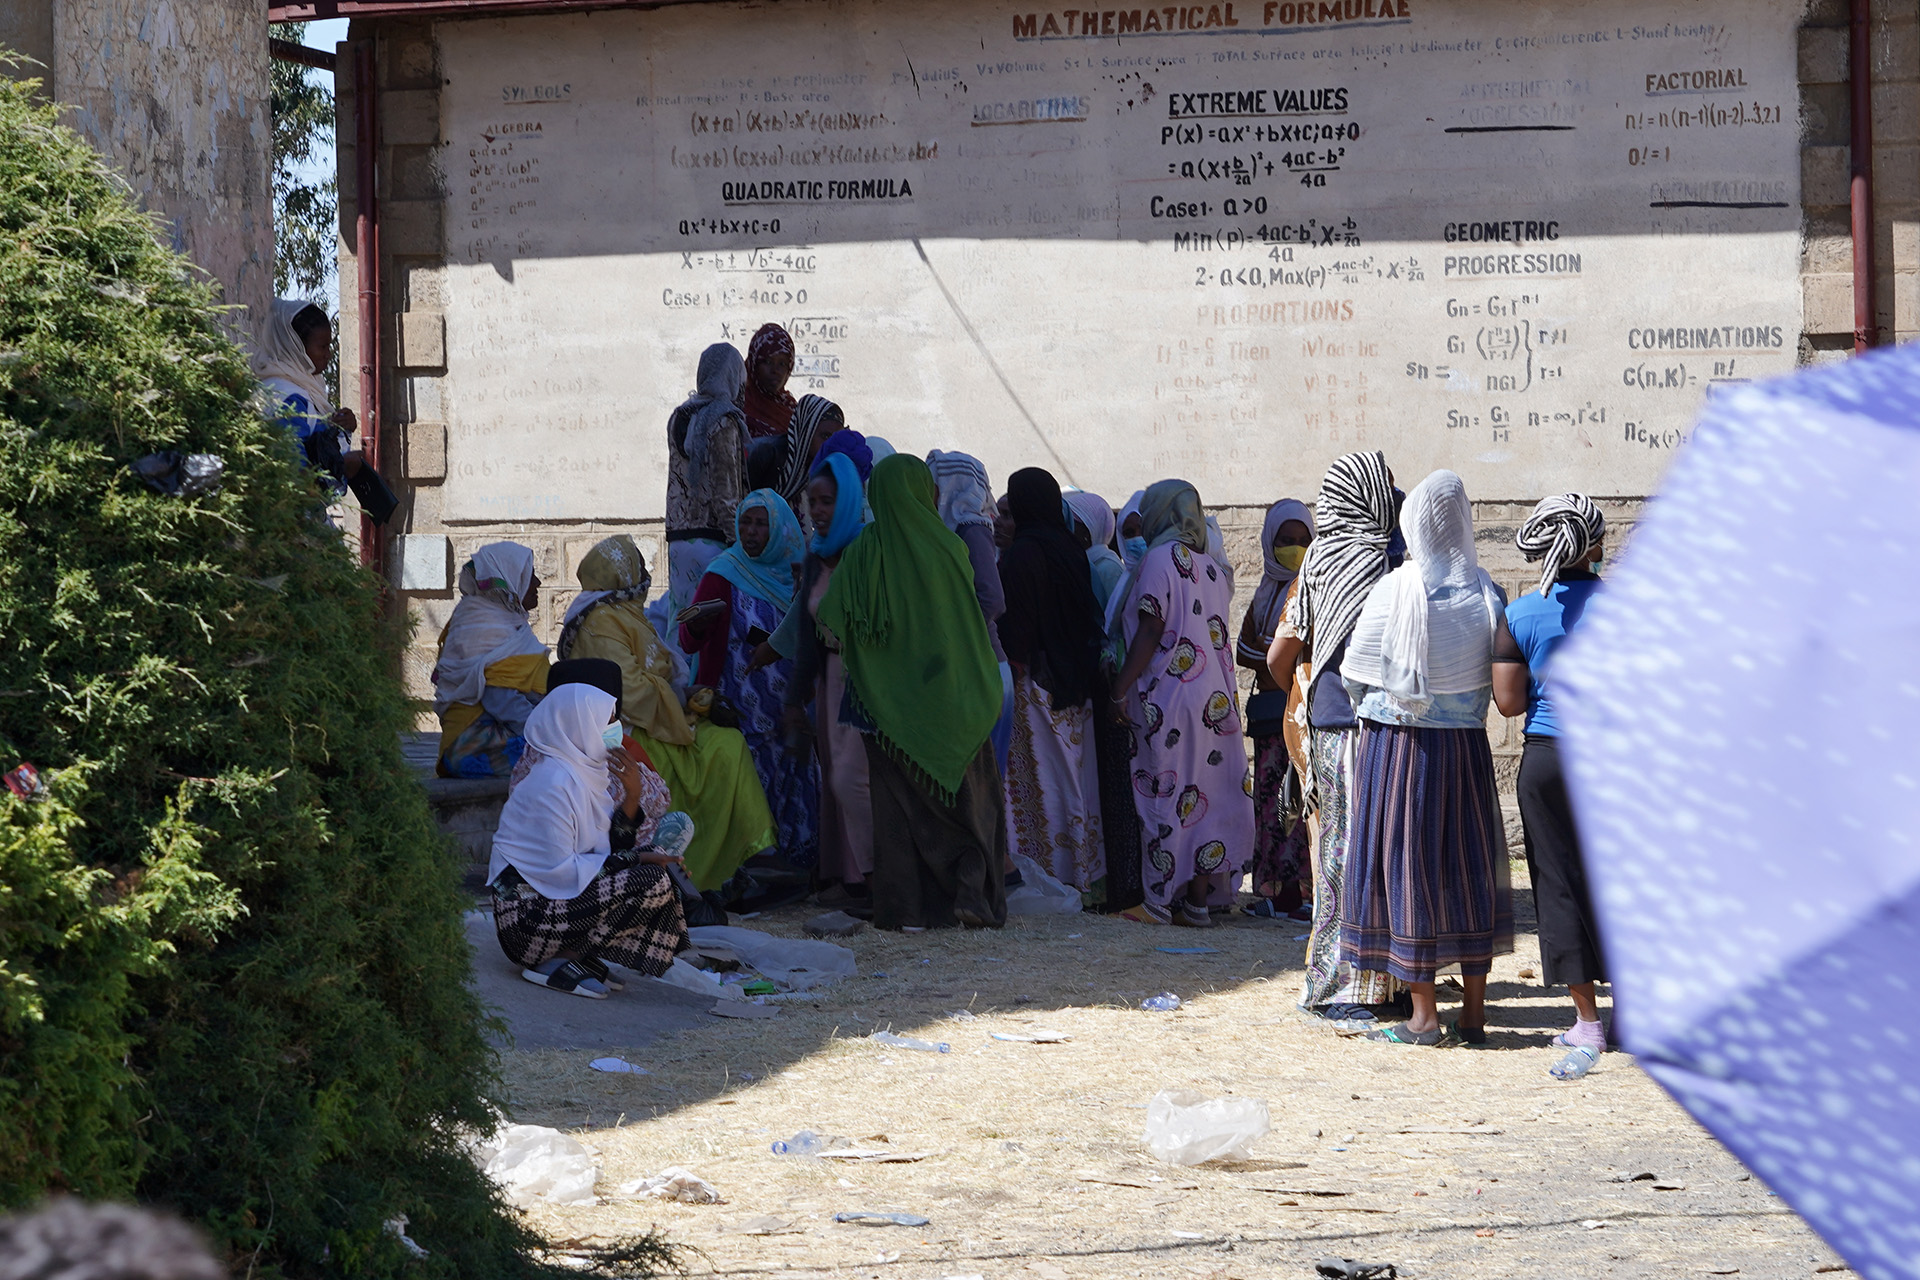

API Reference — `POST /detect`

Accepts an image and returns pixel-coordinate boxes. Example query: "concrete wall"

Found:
[343,1,1909,804]
[3,0,275,346]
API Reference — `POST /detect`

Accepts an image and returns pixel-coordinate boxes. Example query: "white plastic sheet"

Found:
[687,925,857,991]
[1005,852,1083,915]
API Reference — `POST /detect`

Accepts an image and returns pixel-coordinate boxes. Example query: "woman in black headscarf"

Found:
[998,467,1108,905]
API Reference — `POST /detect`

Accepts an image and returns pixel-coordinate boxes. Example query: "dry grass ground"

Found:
[497,884,1843,1280]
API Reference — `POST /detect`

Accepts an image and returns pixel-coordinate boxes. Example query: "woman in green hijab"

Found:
[818,454,1008,930]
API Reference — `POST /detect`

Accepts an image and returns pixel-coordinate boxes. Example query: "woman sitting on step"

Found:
[489,681,695,999]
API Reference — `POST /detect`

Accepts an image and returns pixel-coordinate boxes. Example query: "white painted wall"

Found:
[436,0,1801,519]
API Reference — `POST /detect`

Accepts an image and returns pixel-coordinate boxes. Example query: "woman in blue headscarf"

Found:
[680,489,818,869]
[759,446,874,903]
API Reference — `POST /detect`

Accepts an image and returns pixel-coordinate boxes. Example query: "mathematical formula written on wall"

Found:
[439,0,1800,521]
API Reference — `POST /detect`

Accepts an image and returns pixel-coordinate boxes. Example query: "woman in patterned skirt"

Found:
[489,683,693,999]
[999,466,1107,903]
[1236,498,1316,919]
[1339,469,1515,1045]
[1109,479,1256,926]
[680,489,819,870]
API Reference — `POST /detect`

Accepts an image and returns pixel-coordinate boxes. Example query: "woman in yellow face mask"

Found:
[1235,499,1317,920]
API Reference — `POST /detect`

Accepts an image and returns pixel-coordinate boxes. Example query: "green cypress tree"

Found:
[0,63,563,1276]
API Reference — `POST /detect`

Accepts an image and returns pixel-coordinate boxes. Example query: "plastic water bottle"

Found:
[1141,993,1182,1012]
[870,1030,950,1053]
[771,1130,825,1156]
[1550,1045,1599,1080]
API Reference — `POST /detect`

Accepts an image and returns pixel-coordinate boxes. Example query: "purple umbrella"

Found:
[1554,342,1920,1280]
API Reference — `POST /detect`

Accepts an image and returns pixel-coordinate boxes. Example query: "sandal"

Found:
[1364,1021,1447,1046]
[1454,1023,1487,1046]
[1174,901,1214,928]
[522,959,609,999]
[577,955,625,991]
[1241,898,1282,919]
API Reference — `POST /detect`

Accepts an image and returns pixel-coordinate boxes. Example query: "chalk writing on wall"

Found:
[439,1,1800,521]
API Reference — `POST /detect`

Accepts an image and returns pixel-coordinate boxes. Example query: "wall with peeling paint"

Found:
[11,0,275,344]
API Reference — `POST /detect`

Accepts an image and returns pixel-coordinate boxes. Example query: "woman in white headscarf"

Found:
[255,298,364,501]
[666,343,749,623]
[432,542,550,777]
[1339,470,1516,1046]
[1236,499,1316,919]
[1064,490,1125,610]
[489,683,692,998]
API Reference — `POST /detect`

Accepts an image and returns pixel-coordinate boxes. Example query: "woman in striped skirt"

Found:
[1338,470,1515,1045]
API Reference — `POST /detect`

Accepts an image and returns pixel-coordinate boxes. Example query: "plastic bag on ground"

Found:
[483,1124,600,1206]
[1142,1089,1271,1166]
[619,1166,725,1204]
[1005,851,1083,915]
[687,925,857,991]
[653,955,745,1000]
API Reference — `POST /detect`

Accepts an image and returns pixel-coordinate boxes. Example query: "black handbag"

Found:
[1245,688,1289,738]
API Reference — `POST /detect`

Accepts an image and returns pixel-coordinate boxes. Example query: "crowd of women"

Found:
[406,319,1612,1055]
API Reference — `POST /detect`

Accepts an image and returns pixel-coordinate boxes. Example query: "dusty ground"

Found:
[496,881,1843,1280]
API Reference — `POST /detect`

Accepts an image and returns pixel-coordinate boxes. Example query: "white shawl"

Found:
[255,298,332,415]
[488,684,619,899]
[432,542,547,713]
[1341,470,1500,710]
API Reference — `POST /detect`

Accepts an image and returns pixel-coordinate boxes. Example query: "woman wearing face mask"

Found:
[1237,499,1316,920]
[680,490,818,871]
[488,683,694,999]
[761,447,875,904]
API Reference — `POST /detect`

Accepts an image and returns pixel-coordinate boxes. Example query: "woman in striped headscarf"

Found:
[1237,498,1316,919]
[1267,452,1405,1025]
[1495,493,1611,1066]
[927,450,1013,771]
[775,395,845,510]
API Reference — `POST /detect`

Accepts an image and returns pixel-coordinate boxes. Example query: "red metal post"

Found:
[353,38,384,569]
[1852,0,1878,353]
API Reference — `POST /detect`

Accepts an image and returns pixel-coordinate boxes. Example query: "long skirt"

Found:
[1342,722,1515,983]
[716,591,820,869]
[491,860,689,978]
[1004,673,1105,900]
[813,652,875,885]
[1247,733,1309,907]
[866,737,1008,931]
[1300,727,1402,1008]
[1517,735,1607,987]
[1094,706,1144,912]
[634,720,779,893]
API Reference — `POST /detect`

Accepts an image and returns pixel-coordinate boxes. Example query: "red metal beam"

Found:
[353,39,384,572]
[1851,0,1878,352]
[270,0,722,19]
[269,37,338,71]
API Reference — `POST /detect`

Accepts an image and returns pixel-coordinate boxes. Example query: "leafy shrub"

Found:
[0,64,554,1277]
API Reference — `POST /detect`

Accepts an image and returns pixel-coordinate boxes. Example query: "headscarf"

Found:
[670,342,747,481]
[999,468,1104,708]
[707,488,805,610]
[1118,490,1147,568]
[487,683,619,899]
[433,542,546,713]
[1106,479,1208,635]
[807,450,869,557]
[1246,498,1316,647]
[1341,470,1501,710]
[548,657,623,709]
[1065,489,1125,611]
[557,534,652,660]
[815,428,873,480]
[1284,451,1396,663]
[865,436,897,465]
[742,323,797,438]
[1516,493,1605,596]
[926,450,995,532]
[817,455,1001,804]
[256,297,332,414]
[778,395,842,506]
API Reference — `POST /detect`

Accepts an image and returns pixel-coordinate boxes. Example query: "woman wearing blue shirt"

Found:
[1494,494,1609,1060]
